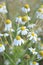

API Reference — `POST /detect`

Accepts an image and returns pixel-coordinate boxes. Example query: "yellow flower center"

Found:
[0,4,3,8]
[33,62,36,64]
[0,44,2,47]
[40,51,43,56]
[32,50,35,52]
[22,16,28,22]
[5,19,11,24]
[24,4,29,9]
[31,32,35,36]
[16,36,21,40]
[38,8,43,13]
[21,26,26,30]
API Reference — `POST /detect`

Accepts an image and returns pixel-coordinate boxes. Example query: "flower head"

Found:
[0,44,5,53]
[12,36,24,46]
[28,47,38,55]
[37,50,43,60]
[24,4,30,9]
[15,16,22,24]
[21,16,31,25]
[30,61,39,65]
[5,19,11,24]
[28,32,37,43]
[36,5,43,19]
[39,51,43,57]
[0,3,8,14]
[4,19,12,31]
[22,4,30,13]
[17,26,29,35]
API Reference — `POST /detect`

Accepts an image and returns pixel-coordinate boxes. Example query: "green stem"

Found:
[4,52,15,65]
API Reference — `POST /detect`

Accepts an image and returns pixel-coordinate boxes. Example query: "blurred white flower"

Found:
[12,36,24,46]
[36,5,43,19]
[3,33,9,37]
[17,26,29,35]
[10,28,15,32]
[28,47,38,55]
[0,3,8,14]
[21,4,30,13]
[16,58,21,65]
[0,33,3,37]
[0,44,5,53]
[15,16,22,24]
[21,16,31,25]
[30,61,39,65]
[37,51,43,60]
[4,19,12,31]
[27,32,37,43]
[4,59,10,65]
[27,24,36,28]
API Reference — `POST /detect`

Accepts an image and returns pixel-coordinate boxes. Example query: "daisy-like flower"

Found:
[12,36,24,46]
[0,44,5,53]
[0,33,3,37]
[3,33,9,37]
[36,5,43,19]
[17,26,29,35]
[21,4,30,13]
[4,59,10,65]
[28,32,37,43]
[28,47,38,55]
[4,19,12,31]
[27,24,36,29]
[21,16,31,25]
[0,3,8,14]
[37,50,43,60]
[15,16,22,24]
[16,58,21,65]
[30,61,39,65]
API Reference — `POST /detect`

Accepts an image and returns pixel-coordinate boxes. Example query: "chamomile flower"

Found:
[10,28,15,32]
[3,33,9,37]
[4,59,10,65]
[0,33,3,37]
[37,51,43,60]
[0,44,5,53]
[28,47,38,55]
[36,5,43,19]
[12,36,24,46]
[22,4,30,13]
[30,61,39,65]
[21,16,31,25]
[27,24,36,29]
[16,58,21,65]
[28,32,37,43]
[4,19,12,31]
[17,26,29,35]
[0,3,8,14]
[15,16,22,24]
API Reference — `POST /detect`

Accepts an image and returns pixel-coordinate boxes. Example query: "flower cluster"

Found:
[0,2,43,65]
